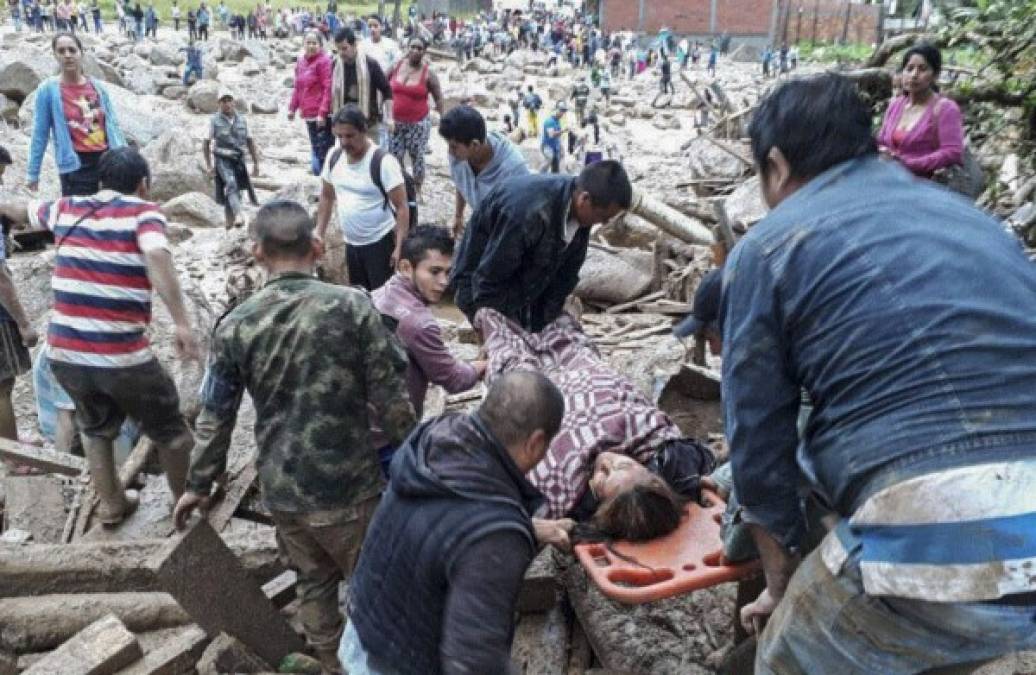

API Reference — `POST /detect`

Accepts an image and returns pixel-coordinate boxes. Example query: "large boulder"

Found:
[18,80,173,147]
[83,54,125,88]
[161,192,226,229]
[722,175,767,230]
[0,51,55,101]
[684,136,750,181]
[0,94,19,124]
[150,43,184,67]
[141,130,209,202]
[116,53,148,72]
[186,79,220,113]
[239,57,262,76]
[574,247,652,305]
[124,66,157,95]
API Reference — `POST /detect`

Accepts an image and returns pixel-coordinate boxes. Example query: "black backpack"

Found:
[329,146,419,227]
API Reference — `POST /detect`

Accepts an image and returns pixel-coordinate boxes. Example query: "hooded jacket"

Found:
[288,50,332,120]
[349,412,543,675]
[447,131,529,212]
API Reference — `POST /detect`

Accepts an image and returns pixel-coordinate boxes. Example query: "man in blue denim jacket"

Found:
[724,74,1036,674]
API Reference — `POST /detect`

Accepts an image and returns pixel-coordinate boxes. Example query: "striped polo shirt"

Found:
[30,191,169,368]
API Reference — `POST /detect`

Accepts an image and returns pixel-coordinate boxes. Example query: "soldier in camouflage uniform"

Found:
[173,200,416,674]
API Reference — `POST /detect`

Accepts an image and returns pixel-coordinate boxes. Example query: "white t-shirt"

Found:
[363,37,401,76]
[321,144,403,246]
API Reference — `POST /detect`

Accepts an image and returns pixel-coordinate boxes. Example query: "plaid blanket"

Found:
[475,309,683,518]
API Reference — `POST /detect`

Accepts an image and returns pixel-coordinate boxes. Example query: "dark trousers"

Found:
[197,23,207,39]
[345,230,395,291]
[306,118,333,176]
[173,17,179,30]
[59,152,103,197]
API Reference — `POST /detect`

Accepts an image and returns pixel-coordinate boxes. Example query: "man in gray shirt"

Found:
[439,105,529,238]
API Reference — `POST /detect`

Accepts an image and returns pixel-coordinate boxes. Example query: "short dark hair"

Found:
[0,146,11,166]
[51,32,83,53]
[253,200,314,259]
[438,105,487,144]
[748,73,876,181]
[332,104,368,131]
[98,147,150,194]
[401,225,454,266]
[576,160,632,209]
[334,26,356,45]
[901,42,942,77]
[479,371,565,448]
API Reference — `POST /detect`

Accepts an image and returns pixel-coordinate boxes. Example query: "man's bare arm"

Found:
[144,248,199,360]
[315,180,336,240]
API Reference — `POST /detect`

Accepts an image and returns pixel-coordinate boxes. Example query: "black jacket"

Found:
[349,413,543,675]
[451,173,589,332]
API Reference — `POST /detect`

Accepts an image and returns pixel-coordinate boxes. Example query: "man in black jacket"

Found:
[341,371,564,675]
[451,160,632,332]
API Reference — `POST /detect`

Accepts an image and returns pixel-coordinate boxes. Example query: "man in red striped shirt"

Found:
[0,147,200,527]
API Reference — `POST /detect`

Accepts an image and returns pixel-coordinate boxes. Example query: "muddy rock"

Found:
[723,175,767,229]
[0,94,18,124]
[141,130,209,202]
[240,57,263,76]
[187,79,221,113]
[575,247,653,304]
[685,136,749,181]
[162,84,188,100]
[162,192,226,229]
[250,95,279,115]
[125,66,158,95]
[150,43,184,67]
[0,51,54,101]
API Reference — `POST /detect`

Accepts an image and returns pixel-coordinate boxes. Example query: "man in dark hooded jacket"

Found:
[451,160,632,333]
[340,371,565,675]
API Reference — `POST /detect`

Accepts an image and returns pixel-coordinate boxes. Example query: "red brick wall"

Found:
[778,1,881,45]
[601,0,776,36]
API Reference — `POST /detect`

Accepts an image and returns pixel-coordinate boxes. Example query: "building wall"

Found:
[417,0,491,16]
[600,0,879,44]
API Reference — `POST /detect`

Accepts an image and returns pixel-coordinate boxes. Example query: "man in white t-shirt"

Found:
[363,15,401,76]
[316,105,409,291]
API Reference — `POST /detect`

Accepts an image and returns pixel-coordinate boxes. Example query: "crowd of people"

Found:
[0,0,1031,670]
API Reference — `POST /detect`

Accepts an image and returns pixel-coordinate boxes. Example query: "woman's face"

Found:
[408,40,425,65]
[902,54,936,96]
[304,34,321,55]
[53,36,81,74]
[589,452,653,501]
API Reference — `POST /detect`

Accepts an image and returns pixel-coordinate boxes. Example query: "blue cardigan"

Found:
[27,77,126,183]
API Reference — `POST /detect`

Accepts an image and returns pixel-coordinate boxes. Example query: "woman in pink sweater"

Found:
[288,30,333,175]
[877,43,964,178]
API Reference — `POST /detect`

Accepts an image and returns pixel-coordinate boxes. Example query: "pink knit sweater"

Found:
[877,94,964,177]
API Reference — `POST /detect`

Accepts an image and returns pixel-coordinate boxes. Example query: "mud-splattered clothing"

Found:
[186,271,416,513]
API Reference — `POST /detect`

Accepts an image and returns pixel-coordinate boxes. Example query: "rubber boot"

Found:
[157,438,190,503]
[82,435,139,526]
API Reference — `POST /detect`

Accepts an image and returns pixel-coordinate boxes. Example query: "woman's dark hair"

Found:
[439,105,487,145]
[401,225,454,266]
[748,73,876,181]
[99,147,151,194]
[573,479,685,544]
[51,32,83,52]
[334,26,355,45]
[332,104,368,131]
[901,42,942,78]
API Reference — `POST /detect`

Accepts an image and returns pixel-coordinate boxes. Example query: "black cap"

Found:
[673,269,722,338]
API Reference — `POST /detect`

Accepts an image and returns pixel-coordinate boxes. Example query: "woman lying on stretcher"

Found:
[473,308,716,551]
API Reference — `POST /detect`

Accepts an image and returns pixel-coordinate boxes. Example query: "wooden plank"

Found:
[23,615,142,675]
[604,290,665,314]
[260,570,298,609]
[205,461,258,533]
[0,438,86,476]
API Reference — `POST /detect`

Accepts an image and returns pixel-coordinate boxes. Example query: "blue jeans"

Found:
[757,533,1036,674]
[182,64,201,85]
[339,621,403,675]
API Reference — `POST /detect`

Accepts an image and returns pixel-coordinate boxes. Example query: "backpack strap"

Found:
[328,146,343,172]
[369,146,392,212]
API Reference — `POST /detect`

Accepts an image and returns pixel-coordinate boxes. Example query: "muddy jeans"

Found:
[271,495,380,661]
[757,532,1036,674]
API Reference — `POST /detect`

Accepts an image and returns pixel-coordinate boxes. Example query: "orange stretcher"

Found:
[574,490,761,604]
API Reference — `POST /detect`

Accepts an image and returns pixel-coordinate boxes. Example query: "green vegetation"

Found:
[796,41,873,64]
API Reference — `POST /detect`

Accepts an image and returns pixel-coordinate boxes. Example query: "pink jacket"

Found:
[877,94,964,177]
[288,51,332,120]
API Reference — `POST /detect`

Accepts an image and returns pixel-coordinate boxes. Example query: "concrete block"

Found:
[3,476,69,544]
[116,626,209,675]
[517,547,560,614]
[147,520,303,666]
[23,614,142,675]
[195,633,271,675]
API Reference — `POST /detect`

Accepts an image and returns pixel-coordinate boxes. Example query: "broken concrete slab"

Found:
[517,547,560,614]
[147,520,303,666]
[195,633,272,675]
[2,475,69,544]
[0,593,190,654]
[0,528,283,597]
[23,614,142,675]
[0,651,16,675]
[115,626,209,675]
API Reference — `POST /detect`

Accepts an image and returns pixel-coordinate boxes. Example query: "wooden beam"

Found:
[0,438,86,476]
[205,461,258,533]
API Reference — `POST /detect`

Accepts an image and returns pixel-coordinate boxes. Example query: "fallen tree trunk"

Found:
[865,32,937,68]
[0,528,282,597]
[629,189,715,246]
[0,593,190,653]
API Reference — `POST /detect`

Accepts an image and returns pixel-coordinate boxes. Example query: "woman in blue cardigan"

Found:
[27,33,127,196]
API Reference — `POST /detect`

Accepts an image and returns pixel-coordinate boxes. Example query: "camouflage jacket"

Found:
[187,272,417,513]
